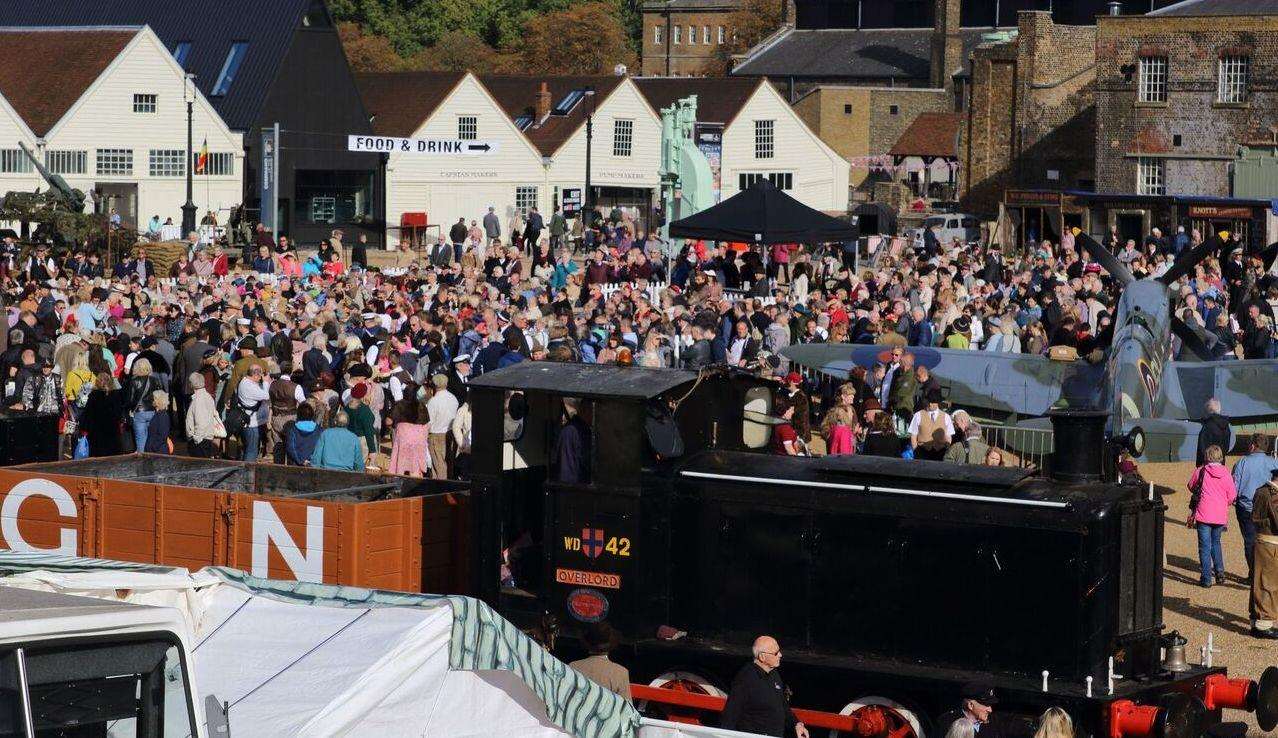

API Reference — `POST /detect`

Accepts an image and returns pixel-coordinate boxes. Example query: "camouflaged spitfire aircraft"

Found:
[782,230,1278,461]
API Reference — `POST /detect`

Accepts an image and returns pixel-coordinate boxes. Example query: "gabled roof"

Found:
[481,74,625,157]
[634,76,763,127]
[731,27,1005,80]
[357,71,465,138]
[355,72,629,157]
[0,27,137,137]
[1147,0,1278,14]
[0,0,314,131]
[889,111,961,158]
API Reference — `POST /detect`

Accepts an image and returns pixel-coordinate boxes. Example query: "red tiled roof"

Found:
[480,74,625,157]
[355,71,629,156]
[889,111,961,158]
[356,71,464,137]
[0,28,137,136]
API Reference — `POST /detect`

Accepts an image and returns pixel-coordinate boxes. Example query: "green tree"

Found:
[406,29,513,73]
[711,0,784,75]
[518,2,636,75]
[338,22,405,72]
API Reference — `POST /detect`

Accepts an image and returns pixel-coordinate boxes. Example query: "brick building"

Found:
[960,11,1096,220]
[1095,0,1278,200]
[793,86,950,187]
[641,0,743,76]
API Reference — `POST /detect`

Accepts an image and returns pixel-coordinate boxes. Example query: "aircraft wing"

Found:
[1162,358,1278,422]
[780,343,1104,417]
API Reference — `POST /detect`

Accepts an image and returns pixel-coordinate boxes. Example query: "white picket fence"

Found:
[599,280,666,304]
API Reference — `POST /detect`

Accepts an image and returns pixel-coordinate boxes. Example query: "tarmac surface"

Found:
[1143,462,1276,737]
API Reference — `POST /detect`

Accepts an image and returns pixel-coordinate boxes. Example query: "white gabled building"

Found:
[0,26,242,229]
[636,76,851,213]
[359,71,850,248]
[360,71,667,248]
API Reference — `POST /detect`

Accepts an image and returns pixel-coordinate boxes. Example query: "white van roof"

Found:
[0,586,189,645]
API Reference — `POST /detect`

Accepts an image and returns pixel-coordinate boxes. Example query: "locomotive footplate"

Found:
[628,636,1229,738]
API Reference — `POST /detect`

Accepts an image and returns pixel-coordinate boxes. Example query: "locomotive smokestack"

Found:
[1047,409,1111,483]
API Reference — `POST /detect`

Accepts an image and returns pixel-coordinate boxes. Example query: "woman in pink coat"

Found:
[1188,444,1238,587]
[388,398,431,477]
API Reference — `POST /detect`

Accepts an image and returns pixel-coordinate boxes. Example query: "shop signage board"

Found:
[348,135,500,156]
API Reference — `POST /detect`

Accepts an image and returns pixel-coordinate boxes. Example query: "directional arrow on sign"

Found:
[467,143,492,153]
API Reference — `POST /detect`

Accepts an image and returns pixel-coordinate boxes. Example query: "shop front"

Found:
[1066,193,1274,253]
[1002,190,1088,249]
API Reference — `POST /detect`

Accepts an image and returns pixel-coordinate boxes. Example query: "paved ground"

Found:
[1143,462,1275,736]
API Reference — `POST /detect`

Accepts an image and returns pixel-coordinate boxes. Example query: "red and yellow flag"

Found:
[195,138,208,174]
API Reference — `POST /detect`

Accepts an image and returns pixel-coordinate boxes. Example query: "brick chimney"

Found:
[929,0,962,90]
[536,82,552,121]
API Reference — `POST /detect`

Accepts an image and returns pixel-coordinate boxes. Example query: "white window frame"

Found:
[132,93,157,113]
[458,115,478,141]
[688,25,696,44]
[515,186,538,216]
[613,119,633,157]
[654,25,662,44]
[718,26,725,44]
[740,172,793,190]
[703,26,710,44]
[1137,157,1165,195]
[148,149,186,177]
[754,119,775,159]
[673,25,681,45]
[192,151,234,176]
[45,150,86,175]
[1217,55,1249,104]
[96,148,133,176]
[0,149,31,174]
[1138,56,1168,103]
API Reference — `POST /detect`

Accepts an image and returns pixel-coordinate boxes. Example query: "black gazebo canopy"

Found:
[668,179,857,245]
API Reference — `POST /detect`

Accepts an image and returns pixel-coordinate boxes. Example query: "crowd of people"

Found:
[2,205,1275,477]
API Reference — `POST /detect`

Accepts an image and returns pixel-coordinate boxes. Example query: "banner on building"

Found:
[694,124,722,203]
[561,188,583,219]
[348,135,500,156]
[261,124,279,234]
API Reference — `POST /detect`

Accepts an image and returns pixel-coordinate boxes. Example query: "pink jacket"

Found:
[1188,463,1237,525]
[826,423,856,456]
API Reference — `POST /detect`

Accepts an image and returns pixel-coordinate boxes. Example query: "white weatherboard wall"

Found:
[720,81,850,212]
[547,79,660,204]
[3,28,243,223]
[385,73,548,247]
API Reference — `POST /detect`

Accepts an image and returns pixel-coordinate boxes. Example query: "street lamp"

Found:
[181,73,197,238]
[584,87,597,227]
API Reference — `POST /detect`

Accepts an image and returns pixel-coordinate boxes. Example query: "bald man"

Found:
[720,635,808,738]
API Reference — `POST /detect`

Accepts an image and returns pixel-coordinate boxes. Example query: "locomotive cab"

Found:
[467,363,766,632]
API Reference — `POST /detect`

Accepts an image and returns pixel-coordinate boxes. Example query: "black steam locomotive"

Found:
[466,363,1278,738]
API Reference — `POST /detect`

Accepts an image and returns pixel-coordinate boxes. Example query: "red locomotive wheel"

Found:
[640,671,727,725]
[835,696,925,738]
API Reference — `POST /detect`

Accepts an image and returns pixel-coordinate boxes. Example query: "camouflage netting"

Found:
[139,240,187,275]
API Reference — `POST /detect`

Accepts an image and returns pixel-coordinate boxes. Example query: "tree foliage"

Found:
[519,2,637,75]
[710,0,784,75]
[335,0,640,74]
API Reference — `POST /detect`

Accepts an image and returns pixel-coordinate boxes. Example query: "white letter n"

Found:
[251,501,323,583]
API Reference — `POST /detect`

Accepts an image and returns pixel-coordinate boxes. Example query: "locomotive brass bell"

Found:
[1162,631,1191,673]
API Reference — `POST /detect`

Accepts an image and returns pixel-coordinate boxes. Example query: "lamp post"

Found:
[584,87,597,227]
[181,73,197,237]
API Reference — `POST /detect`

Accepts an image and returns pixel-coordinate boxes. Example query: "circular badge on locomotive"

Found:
[567,588,610,623]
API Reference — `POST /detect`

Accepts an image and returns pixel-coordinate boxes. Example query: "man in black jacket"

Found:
[720,635,808,738]
[1197,397,1233,466]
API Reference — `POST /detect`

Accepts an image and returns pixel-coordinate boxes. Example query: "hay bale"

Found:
[141,240,188,276]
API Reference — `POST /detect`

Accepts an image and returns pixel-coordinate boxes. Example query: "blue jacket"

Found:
[286,420,321,466]
[1232,452,1278,511]
[311,427,365,471]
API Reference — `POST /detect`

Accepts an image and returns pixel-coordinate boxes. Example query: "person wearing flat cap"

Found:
[937,682,998,738]
[568,621,631,701]
[221,336,265,409]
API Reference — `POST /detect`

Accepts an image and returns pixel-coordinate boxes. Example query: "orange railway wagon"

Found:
[0,455,469,593]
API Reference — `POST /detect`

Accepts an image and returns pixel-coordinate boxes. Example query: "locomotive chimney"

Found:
[1047,409,1111,484]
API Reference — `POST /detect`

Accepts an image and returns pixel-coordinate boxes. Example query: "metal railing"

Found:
[980,422,1055,469]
